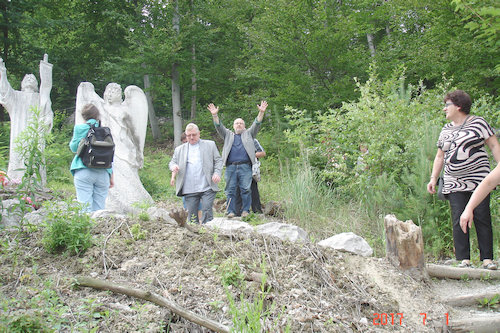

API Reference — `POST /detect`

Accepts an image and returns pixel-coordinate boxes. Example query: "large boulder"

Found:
[205,218,254,235]
[318,232,373,257]
[255,222,308,242]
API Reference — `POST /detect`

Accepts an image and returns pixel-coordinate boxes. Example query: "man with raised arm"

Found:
[207,101,268,218]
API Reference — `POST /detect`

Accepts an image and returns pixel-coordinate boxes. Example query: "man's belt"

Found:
[227,161,251,166]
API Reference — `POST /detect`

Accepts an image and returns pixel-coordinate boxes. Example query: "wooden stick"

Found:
[448,314,500,333]
[426,264,500,280]
[443,292,500,306]
[75,276,230,333]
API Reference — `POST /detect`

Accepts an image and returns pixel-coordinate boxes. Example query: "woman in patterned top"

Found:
[427,90,500,270]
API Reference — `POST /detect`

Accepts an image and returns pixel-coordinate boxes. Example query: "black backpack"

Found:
[77,121,115,169]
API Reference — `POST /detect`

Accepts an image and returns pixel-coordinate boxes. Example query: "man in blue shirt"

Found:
[208,101,268,218]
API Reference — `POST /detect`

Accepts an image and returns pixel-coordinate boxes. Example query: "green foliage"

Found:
[42,200,94,256]
[0,311,51,333]
[139,145,174,201]
[130,223,147,241]
[44,110,75,187]
[0,122,9,171]
[219,258,245,288]
[226,261,290,333]
[478,294,499,309]
[14,106,52,199]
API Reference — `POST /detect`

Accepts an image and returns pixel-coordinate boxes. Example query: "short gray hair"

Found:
[185,123,199,133]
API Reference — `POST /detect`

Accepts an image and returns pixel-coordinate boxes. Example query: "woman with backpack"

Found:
[69,104,114,212]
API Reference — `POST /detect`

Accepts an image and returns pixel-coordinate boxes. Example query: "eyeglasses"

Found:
[444,102,454,107]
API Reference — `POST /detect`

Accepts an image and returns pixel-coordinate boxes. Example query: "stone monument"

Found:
[76,82,153,213]
[0,54,53,184]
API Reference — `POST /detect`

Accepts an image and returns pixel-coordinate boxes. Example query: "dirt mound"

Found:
[1,205,494,332]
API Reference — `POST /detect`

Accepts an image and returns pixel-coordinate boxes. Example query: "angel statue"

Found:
[0,54,53,185]
[76,82,153,213]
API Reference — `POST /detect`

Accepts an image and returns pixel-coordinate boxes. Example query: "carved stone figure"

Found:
[0,54,53,184]
[76,82,152,213]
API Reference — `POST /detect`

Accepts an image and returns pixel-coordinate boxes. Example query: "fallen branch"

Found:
[75,276,230,333]
[448,314,500,333]
[426,264,500,280]
[443,292,500,306]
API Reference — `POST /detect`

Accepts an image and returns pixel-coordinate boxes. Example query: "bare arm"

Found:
[460,164,500,233]
[207,103,220,125]
[485,134,500,163]
[255,100,268,123]
[427,149,444,194]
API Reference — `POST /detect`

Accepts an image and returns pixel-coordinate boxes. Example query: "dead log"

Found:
[427,264,500,280]
[442,291,500,306]
[448,314,500,333]
[384,215,425,275]
[75,276,230,333]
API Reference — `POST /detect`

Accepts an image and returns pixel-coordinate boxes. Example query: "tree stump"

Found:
[384,214,426,277]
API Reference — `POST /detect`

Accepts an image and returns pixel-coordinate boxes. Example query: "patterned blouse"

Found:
[437,116,495,194]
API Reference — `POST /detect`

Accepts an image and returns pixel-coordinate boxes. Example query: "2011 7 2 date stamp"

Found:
[372,313,449,326]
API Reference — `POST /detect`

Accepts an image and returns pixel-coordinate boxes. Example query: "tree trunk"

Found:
[426,264,500,280]
[143,71,160,140]
[190,43,197,119]
[443,291,500,306]
[172,0,183,147]
[189,0,197,120]
[448,315,500,333]
[384,215,425,275]
[75,276,230,333]
[366,33,375,57]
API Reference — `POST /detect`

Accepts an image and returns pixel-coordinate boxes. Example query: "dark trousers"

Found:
[184,190,216,224]
[235,179,263,215]
[448,192,493,261]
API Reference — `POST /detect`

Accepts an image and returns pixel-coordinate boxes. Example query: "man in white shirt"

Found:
[169,123,222,224]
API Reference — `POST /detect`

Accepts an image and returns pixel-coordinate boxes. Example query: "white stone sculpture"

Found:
[75,82,153,213]
[0,54,53,184]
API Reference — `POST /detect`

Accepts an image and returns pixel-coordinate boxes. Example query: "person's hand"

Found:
[258,100,268,113]
[212,174,221,184]
[460,208,473,234]
[207,103,219,115]
[427,180,436,194]
[170,167,178,186]
[109,174,114,188]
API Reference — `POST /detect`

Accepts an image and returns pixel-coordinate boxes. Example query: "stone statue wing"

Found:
[75,82,104,125]
[124,85,148,155]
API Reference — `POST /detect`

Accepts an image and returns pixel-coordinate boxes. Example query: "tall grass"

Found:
[272,155,386,254]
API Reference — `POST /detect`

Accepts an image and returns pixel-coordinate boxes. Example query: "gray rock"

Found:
[1,199,23,227]
[255,222,308,242]
[23,209,46,225]
[318,232,373,257]
[205,218,253,235]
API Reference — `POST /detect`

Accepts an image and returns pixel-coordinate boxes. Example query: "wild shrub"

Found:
[42,200,93,255]
[282,69,499,258]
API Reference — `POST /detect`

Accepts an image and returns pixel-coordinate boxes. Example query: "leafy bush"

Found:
[42,200,94,255]
[219,258,245,288]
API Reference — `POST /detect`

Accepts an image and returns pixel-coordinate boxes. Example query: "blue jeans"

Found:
[74,168,110,212]
[225,163,252,214]
[184,190,216,224]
